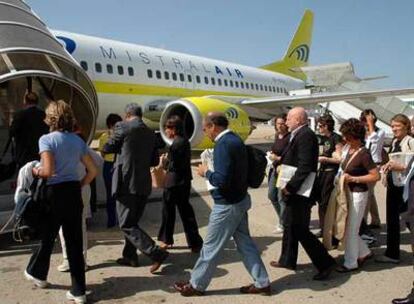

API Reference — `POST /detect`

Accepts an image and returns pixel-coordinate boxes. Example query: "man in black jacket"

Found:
[9,92,48,168]
[103,103,168,273]
[270,107,336,280]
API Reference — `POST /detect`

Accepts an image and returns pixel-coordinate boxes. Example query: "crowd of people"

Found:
[7,92,414,303]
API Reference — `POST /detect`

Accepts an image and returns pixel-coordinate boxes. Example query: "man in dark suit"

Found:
[270,107,336,280]
[103,103,168,273]
[9,92,48,168]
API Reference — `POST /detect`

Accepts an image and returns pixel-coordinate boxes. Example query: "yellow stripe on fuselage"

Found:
[93,80,260,98]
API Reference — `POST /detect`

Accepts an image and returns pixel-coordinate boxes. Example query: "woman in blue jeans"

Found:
[25,100,97,304]
[267,114,289,233]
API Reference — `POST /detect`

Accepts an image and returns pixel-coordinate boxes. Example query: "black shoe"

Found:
[367,223,381,229]
[392,296,414,304]
[313,263,336,280]
[116,257,139,267]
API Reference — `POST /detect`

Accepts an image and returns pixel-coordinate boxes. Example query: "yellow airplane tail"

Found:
[260,9,313,81]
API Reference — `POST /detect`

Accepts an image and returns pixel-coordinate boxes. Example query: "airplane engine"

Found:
[0,0,98,142]
[159,97,251,150]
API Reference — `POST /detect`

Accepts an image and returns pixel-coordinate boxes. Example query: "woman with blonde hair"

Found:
[24,100,97,304]
[376,114,414,265]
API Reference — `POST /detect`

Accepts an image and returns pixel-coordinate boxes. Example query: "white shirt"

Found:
[214,129,231,142]
[365,128,386,164]
[289,124,306,142]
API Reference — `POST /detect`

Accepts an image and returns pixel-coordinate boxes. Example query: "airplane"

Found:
[1,1,414,232]
[2,4,414,151]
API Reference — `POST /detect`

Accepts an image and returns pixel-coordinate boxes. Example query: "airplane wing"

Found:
[240,87,414,108]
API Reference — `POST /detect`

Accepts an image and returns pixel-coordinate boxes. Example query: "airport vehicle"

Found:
[0,1,413,231]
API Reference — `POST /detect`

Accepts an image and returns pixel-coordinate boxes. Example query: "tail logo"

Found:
[225,107,239,119]
[288,44,309,62]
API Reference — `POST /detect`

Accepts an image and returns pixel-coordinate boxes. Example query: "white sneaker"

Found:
[58,261,89,272]
[24,270,48,288]
[273,226,284,234]
[66,291,87,304]
[57,261,70,272]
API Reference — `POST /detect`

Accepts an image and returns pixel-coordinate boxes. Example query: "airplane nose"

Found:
[0,0,98,142]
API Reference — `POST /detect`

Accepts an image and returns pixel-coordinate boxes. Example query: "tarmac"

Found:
[0,124,412,304]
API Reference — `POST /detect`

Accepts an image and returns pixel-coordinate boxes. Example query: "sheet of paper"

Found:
[276,164,316,198]
[200,149,217,191]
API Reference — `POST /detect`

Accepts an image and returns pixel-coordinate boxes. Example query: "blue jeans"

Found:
[268,170,285,227]
[190,194,269,291]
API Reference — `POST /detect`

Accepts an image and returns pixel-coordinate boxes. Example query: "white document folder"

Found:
[276,164,316,198]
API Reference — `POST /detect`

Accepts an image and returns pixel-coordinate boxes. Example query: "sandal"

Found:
[358,252,374,267]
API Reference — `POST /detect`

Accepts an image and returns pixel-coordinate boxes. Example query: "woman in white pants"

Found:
[337,118,380,272]
[57,140,103,272]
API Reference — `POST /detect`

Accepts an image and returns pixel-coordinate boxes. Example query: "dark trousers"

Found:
[103,161,117,227]
[157,183,203,248]
[89,178,97,213]
[117,194,165,262]
[278,195,336,271]
[385,183,404,260]
[27,181,85,296]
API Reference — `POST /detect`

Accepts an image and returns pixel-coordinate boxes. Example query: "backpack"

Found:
[246,146,267,188]
[13,178,47,242]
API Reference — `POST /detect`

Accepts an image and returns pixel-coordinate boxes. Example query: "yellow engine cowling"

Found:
[160,97,251,150]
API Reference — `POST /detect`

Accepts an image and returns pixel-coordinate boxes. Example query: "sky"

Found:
[26,0,414,88]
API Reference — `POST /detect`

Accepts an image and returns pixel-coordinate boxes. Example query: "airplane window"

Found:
[147,69,153,78]
[260,84,263,91]
[217,78,222,86]
[264,85,268,92]
[179,73,185,81]
[245,82,249,89]
[240,82,244,89]
[284,88,287,94]
[272,86,276,92]
[118,65,124,75]
[196,75,201,83]
[164,71,169,80]
[251,83,254,89]
[95,62,102,73]
[188,75,192,82]
[229,80,233,87]
[211,77,215,85]
[128,67,134,76]
[235,81,239,88]
[172,72,177,81]
[80,61,88,71]
[224,79,228,86]
[156,70,162,79]
[106,64,113,74]
[204,76,209,84]
[255,84,259,90]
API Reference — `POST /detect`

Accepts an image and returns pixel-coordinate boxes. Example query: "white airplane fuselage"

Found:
[52,30,305,129]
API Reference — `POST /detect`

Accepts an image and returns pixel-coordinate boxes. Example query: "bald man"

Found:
[270,107,336,280]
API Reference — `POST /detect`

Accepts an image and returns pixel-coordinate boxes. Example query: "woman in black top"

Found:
[157,116,203,252]
[267,114,290,233]
[337,119,379,272]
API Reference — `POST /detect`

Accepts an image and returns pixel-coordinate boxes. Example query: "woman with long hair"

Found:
[24,100,97,304]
